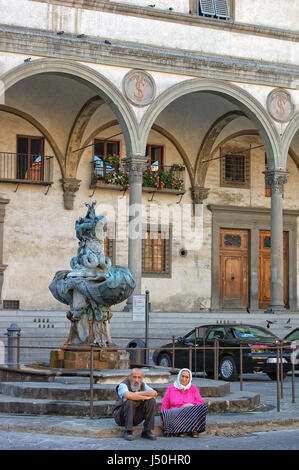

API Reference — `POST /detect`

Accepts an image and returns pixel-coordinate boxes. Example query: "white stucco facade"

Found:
[0,0,298,316]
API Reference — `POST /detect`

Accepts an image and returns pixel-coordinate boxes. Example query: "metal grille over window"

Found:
[225,155,245,182]
[224,235,241,247]
[221,149,250,188]
[3,300,20,310]
[143,231,166,273]
[264,237,271,249]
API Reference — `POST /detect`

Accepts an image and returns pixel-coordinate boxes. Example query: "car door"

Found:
[204,326,228,372]
[175,328,206,371]
[175,330,196,369]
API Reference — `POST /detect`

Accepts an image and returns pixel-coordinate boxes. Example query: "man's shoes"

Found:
[123,430,134,441]
[141,430,157,440]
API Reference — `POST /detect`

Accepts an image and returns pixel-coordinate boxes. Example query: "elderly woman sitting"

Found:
[160,368,208,438]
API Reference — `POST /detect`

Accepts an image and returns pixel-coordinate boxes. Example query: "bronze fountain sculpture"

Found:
[49,201,135,369]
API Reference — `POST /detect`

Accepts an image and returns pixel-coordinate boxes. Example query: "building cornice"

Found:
[28,0,299,43]
[0,25,298,88]
[207,204,299,217]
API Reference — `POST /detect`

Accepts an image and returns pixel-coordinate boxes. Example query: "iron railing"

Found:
[91,161,185,192]
[0,152,53,184]
[0,329,297,417]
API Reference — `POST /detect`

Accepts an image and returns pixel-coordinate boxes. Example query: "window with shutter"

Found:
[214,0,230,19]
[198,0,215,16]
[195,0,230,19]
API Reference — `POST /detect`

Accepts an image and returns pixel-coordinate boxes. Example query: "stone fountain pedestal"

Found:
[50,347,130,370]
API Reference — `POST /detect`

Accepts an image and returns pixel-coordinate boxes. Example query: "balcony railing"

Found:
[0,152,53,185]
[91,160,185,193]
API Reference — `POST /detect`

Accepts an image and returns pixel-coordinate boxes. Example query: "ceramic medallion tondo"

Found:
[123,70,156,107]
[266,88,294,122]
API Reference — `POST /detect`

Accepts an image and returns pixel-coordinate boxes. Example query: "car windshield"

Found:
[232,326,277,339]
[285,329,299,342]
[183,327,206,342]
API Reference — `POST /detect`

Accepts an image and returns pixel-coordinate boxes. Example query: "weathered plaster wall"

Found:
[0,0,298,66]
[235,0,299,32]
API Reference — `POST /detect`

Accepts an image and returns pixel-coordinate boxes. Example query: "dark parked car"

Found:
[284,327,299,369]
[153,323,293,381]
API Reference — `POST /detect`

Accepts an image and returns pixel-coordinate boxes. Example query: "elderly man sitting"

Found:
[113,368,158,441]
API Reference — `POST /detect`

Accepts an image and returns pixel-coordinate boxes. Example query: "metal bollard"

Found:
[6,323,21,366]
[145,290,150,366]
[240,343,243,391]
[203,328,206,378]
[0,339,4,364]
[292,355,296,404]
[276,344,280,412]
[280,345,284,399]
[189,345,192,372]
[172,336,175,371]
[213,338,219,381]
[194,327,199,377]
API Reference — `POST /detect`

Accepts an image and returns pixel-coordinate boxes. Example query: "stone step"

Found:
[0,391,260,416]
[0,378,230,401]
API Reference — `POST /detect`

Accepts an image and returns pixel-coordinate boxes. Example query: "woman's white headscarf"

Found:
[173,368,192,391]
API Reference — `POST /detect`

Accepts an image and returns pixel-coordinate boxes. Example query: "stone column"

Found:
[264,169,289,313]
[122,155,148,311]
[0,198,9,304]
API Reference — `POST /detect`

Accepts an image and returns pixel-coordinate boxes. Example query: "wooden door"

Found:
[219,229,249,309]
[259,230,288,309]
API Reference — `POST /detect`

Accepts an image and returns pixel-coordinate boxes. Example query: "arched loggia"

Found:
[140,79,283,171]
[0,105,64,176]
[0,58,140,160]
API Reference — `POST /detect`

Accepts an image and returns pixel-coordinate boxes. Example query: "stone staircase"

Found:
[0,365,260,416]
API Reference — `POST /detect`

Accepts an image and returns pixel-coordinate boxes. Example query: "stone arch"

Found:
[1,58,139,159]
[203,129,299,187]
[82,120,195,187]
[140,79,282,170]
[0,104,64,176]
[210,129,299,171]
[194,110,245,186]
[282,112,299,165]
[65,96,105,177]
[151,124,194,187]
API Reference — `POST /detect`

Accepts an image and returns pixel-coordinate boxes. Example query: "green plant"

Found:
[95,158,185,192]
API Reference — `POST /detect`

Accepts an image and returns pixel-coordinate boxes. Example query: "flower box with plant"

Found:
[93,156,185,192]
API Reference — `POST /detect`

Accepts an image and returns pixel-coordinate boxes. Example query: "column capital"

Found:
[61,178,81,210]
[263,169,289,195]
[191,186,210,204]
[122,154,148,175]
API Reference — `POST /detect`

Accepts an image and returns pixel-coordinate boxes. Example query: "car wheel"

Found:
[157,353,172,367]
[267,372,287,381]
[219,356,238,381]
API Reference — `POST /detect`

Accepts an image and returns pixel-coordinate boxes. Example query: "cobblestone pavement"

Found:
[0,428,299,451]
